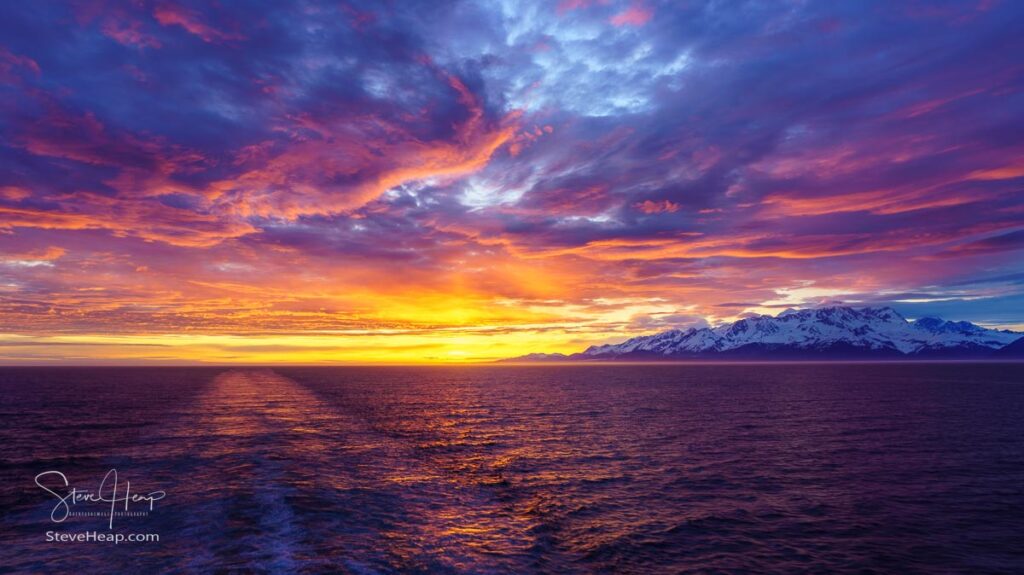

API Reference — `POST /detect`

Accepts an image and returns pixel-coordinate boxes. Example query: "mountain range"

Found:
[505,306,1024,361]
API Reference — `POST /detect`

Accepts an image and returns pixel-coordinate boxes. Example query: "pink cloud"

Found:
[635,200,680,214]
[558,0,593,14]
[0,47,40,80]
[610,3,653,26]
[340,2,377,29]
[153,3,241,43]
[101,19,161,49]
[557,0,614,15]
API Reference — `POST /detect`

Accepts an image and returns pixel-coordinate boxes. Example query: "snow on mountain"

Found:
[574,306,1021,359]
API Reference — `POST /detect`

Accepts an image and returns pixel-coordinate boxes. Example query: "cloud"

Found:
[635,200,680,214]
[1,246,65,268]
[100,17,162,49]
[0,46,40,79]
[610,3,653,27]
[937,229,1024,258]
[1,0,1023,361]
[152,3,242,43]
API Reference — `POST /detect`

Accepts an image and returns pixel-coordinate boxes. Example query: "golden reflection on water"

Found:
[173,369,544,569]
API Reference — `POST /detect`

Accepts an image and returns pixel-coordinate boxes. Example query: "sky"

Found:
[1,0,1023,364]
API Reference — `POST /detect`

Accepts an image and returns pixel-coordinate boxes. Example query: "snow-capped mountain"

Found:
[507,306,1022,361]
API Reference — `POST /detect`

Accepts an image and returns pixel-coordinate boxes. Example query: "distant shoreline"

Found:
[2,359,1024,368]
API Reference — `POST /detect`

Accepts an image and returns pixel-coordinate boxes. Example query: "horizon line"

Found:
[3,359,1024,368]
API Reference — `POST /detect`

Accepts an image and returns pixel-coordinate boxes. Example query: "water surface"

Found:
[1,364,1023,573]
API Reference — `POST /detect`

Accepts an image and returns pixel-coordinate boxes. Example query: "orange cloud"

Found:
[759,188,981,217]
[206,73,518,218]
[6,66,516,253]
[1,246,66,264]
[0,186,31,201]
[967,164,1024,180]
[0,203,255,247]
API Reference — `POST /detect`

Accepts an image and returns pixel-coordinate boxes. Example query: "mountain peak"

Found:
[505,305,1021,362]
[914,316,945,329]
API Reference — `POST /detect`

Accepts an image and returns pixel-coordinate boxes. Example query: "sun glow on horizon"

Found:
[0,330,591,365]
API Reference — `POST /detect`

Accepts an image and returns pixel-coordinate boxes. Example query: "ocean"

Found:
[1,364,1023,573]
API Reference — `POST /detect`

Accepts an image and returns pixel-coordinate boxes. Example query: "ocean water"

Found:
[1,364,1023,574]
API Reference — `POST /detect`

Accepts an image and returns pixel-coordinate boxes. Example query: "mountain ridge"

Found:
[504,306,1023,362]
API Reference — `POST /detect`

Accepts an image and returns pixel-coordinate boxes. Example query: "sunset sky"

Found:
[1,0,1023,363]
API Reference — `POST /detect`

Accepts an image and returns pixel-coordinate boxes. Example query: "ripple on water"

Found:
[0,364,1022,573]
